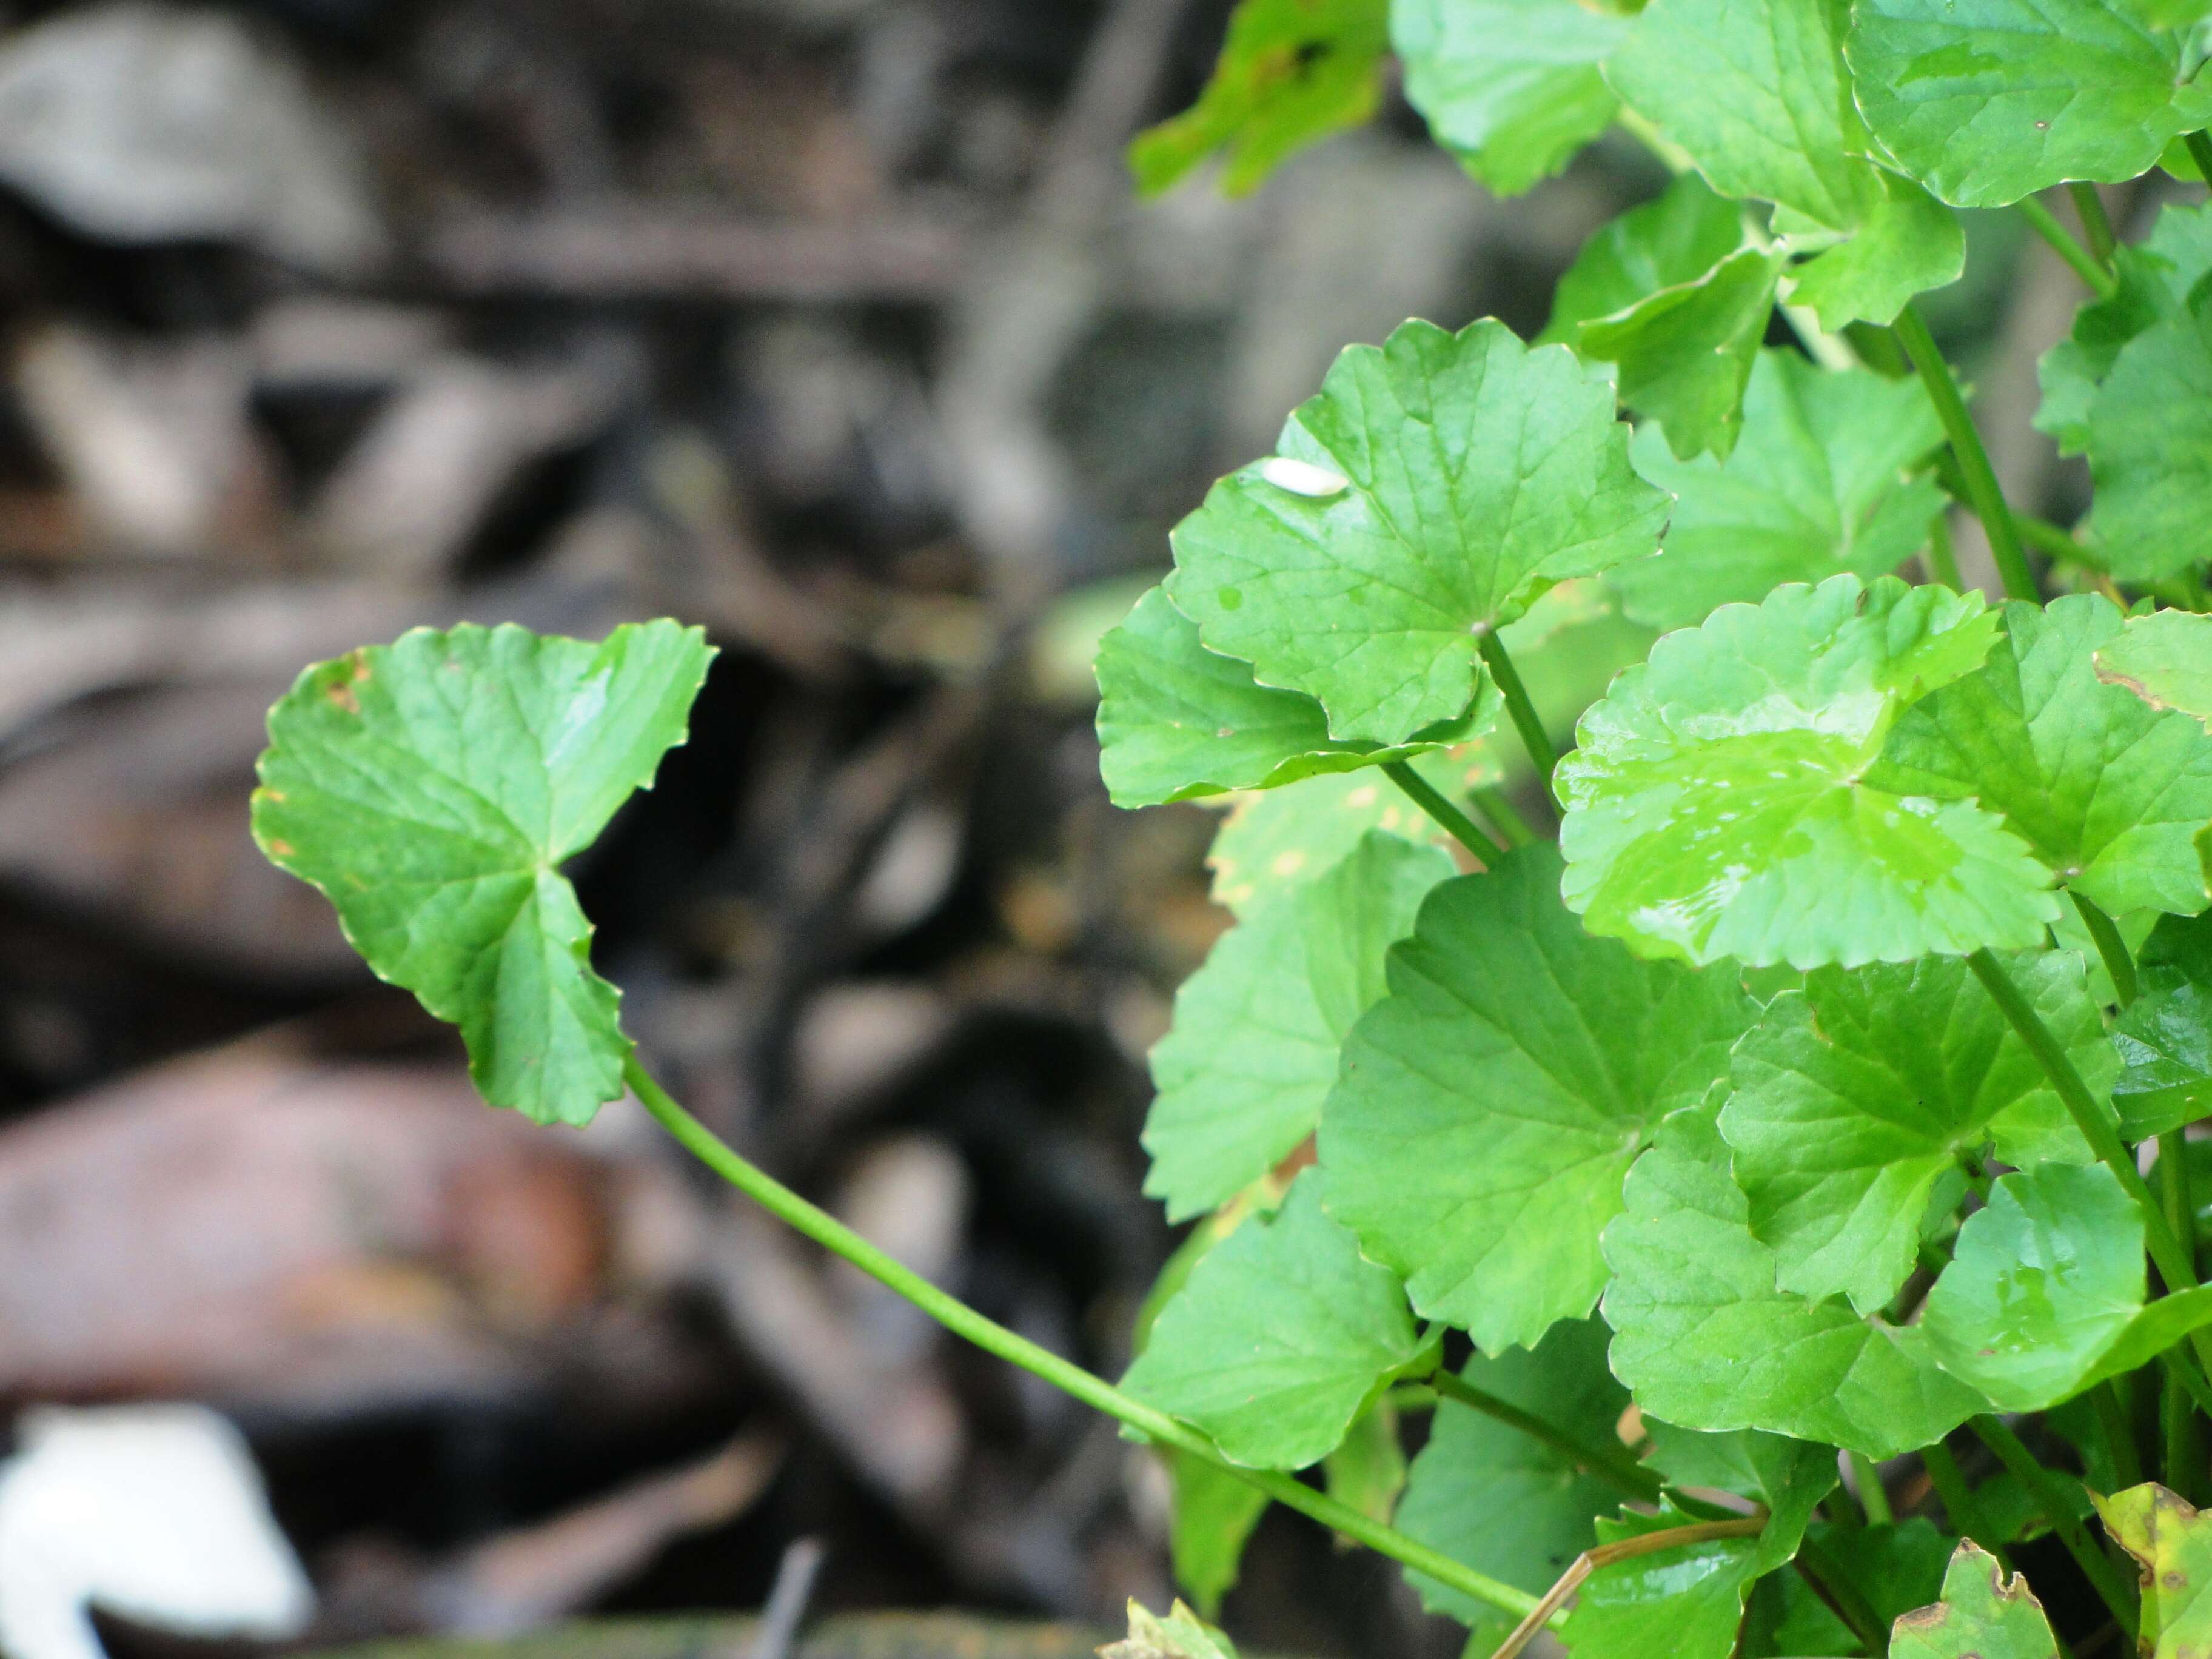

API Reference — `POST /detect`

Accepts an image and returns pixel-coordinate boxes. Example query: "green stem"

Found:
[2068,183,2119,267]
[1921,1439,2012,1568]
[1382,761,1507,863]
[1893,304,2038,603]
[2188,130,2212,193]
[1470,784,1539,849]
[1476,629,1560,811]
[1430,1370,1661,1504]
[1847,1449,1894,1527]
[2165,1131,2205,1500]
[1969,1416,2138,1640]
[1795,1539,1893,1657]
[622,1057,1549,1627]
[2016,512,2103,569]
[2074,892,2140,1008]
[2095,1379,2145,1491]
[1924,513,1963,590]
[2018,195,2119,298]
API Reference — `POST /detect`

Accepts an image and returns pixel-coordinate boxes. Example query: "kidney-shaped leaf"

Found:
[1846,0,2212,208]
[1322,844,1757,1352]
[1122,1171,1430,1470]
[2086,298,2212,584]
[1602,1107,1989,1458]
[1557,574,2057,969]
[1721,950,2114,1315]
[253,621,714,1127]
[2115,910,2212,1140]
[1165,317,1667,746]
[1145,831,1455,1221]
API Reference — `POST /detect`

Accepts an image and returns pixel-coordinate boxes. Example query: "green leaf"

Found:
[1560,1504,1762,1659]
[2099,608,2212,728]
[1889,1541,2062,1659]
[1604,0,1875,230]
[1785,169,1967,330]
[1165,317,1669,746]
[1602,1107,1989,1458]
[2091,1484,2212,1659]
[2034,201,2212,456]
[1393,0,1629,196]
[1322,843,1757,1350]
[1745,1520,1955,1656]
[1167,1453,1269,1618]
[2116,910,2212,1139]
[2085,298,2212,583]
[1397,1319,1629,1637]
[1641,1423,1837,1572]
[1721,950,2116,1315]
[1846,0,2212,208]
[1578,246,1784,461]
[1103,1600,1241,1659]
[252,621,715,1127]
[1147,831,1455,1221]
[1127,0,1387,197]
[1922,1164,2149,1411]
[1122,1170,1431,1469]
[1542,173,1748,346]
[1609,352,1946,631]
[1557,574,2057,970]
[1204,759,1483,917]
[1874,595,2212,919]
[1323,1400,1407,1528]
[1095,585,1496,806]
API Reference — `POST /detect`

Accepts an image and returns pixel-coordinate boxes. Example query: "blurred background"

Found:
[0,1,2095,1655]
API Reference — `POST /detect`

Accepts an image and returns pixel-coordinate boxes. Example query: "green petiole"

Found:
[1430,1369,1661,1504]
[623,1055,1553,1629]
[1475,628,1560,812]
[1382,760,1507,863]
[2017,194,2118,298]
[1893,304,2037,605]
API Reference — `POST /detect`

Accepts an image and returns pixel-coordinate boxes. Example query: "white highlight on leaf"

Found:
[0,1404,314,1659]
[1257,457,1350,498]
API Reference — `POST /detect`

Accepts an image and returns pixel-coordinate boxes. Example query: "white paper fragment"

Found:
[1256,456,1351,498]
[0,1404,314,1659]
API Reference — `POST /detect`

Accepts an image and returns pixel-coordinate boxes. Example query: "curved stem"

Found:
[1476,629,1560,811]
[1430,1370,1661,1504]
[2074,892,2140,1008]
[1382,761,1505,863]
[2068,183,2118,268]
[1796,1539,1892,1657]
[1970,1416,2137,1638]
[2019,195,2118,298]
[1847,1450,1893,1527]
[622,1057,1549,1627]
[1893,304,2037,603]
[1921,1439,2012,1568]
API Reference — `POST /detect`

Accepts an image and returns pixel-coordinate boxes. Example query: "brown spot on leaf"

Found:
[266,839,293,857]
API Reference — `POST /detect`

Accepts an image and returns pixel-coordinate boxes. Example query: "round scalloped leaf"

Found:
[1721,950,2114,1316]
[1145,831,1455,1221]
[1873,595,2212,918]
[1557,574,2059,968]
[2091,1484,2212,1659]
[2036,202,2212,457]
[1121,1171,1430,1470]
[1846,0,2212,208]
[252,621,716,1127]
[1543,173,1748,346]
[1560,1504,1765,1659]
[1612,351,1946,631]
[2097,607,2212,728]
[1165,317,1668,746]
[1321,844,1757,1352]
[1094,585,1493,806]
[1578,246,1783,461]
[2086,299,2212,583]
[1601,1107,1990,1458]
[2114,910,2212,1140]
[1394,0,1628,196]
